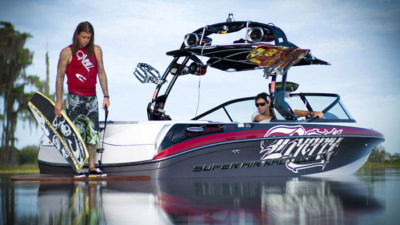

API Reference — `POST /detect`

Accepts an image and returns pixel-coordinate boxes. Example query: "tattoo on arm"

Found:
[56,48,71,102]
[95,45,109,96]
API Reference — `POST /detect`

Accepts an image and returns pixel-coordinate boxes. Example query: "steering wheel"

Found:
[307,109,328,122]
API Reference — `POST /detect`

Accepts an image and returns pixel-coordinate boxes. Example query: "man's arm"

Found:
[294,110,324,118]
[95,45,110,109]
[54,47,71,117]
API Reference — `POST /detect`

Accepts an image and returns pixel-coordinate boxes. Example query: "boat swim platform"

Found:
[11,174,150,182]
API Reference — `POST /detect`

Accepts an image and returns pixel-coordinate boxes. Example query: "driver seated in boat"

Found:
[252,92,324,122]
[252,92,274,122]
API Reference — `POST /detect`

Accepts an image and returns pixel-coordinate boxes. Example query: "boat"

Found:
[37,15,384,178]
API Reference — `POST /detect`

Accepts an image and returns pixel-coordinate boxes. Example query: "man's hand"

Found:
[311,111,324,119]
[55,101,63,117]
[102,97,110,110]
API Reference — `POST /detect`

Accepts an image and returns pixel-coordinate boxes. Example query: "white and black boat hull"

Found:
[37,122,384,178]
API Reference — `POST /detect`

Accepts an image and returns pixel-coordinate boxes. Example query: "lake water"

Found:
[1,169,399,225]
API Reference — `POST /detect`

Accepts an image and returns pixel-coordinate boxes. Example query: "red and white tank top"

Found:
[66,45,98,96]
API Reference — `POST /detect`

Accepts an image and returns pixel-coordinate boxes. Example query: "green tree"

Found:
[0,21,44,166]
[368,145,386,163]
[16,145,39,165]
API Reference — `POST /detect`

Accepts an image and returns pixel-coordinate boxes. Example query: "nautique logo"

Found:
[260,125,344,173]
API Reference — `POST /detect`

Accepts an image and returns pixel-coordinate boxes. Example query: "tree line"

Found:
[0,22,48,167]
[367,145,398,164]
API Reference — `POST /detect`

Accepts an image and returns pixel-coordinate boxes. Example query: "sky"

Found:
[1,0,399,153]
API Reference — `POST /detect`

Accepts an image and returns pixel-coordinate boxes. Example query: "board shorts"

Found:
[66,93,99,145]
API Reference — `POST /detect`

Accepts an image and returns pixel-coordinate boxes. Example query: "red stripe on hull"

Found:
[153,126,383,160]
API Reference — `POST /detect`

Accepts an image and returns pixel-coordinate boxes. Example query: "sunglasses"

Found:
[256,102,268,107]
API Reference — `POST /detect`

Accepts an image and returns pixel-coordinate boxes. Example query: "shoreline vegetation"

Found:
[359,146,400,170]
[1,145,398,174]
[0,164,39,174]
[360,161,400,170]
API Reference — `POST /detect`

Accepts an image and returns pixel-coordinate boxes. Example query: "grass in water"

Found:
[0,164,39,174]
[360,160,400,170]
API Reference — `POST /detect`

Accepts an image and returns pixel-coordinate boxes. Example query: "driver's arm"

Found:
[294,110,324,118]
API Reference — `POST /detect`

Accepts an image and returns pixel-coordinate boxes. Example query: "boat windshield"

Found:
[285,93,355,122]
[192,93,355,123]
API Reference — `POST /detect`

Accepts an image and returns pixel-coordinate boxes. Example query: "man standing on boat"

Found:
[54,21,110,176]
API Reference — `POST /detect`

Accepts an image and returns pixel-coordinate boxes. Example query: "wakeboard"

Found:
[247,45,310,75]
[28,91,88,172]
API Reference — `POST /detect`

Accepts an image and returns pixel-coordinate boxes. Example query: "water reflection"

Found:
[23,176,381,225]
[156,177,381,224]
[39,182,106,224]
